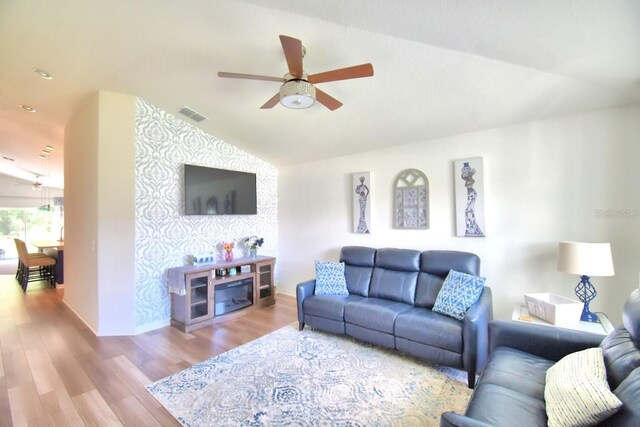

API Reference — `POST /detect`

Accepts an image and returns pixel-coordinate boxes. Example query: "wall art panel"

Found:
[454,157,485,237]
[352,172,371,233]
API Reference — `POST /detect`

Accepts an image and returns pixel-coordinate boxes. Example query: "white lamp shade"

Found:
[557,241,615,277]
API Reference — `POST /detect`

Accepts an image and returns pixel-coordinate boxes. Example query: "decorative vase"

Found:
[224,250,233,262]
[250,248,257,258]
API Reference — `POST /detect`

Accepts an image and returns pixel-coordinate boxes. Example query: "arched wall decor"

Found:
[394,168,429,229]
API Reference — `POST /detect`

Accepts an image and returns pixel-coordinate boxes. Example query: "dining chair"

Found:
[13,238,56,291]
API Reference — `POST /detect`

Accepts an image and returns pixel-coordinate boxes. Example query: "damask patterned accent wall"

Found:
[135,99,278,329]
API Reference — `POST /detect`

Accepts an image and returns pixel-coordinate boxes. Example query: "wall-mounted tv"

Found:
[184,164,257,215]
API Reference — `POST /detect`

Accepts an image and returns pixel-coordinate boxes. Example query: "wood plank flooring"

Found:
[0,275,297,426]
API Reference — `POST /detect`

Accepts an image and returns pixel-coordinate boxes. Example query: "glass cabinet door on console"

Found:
[187,272,213,323]
[255,260,275,307]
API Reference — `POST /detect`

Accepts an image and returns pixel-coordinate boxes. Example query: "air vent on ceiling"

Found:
[179,106,207,122]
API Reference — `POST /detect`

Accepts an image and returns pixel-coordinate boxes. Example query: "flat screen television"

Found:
[184,164,257,215]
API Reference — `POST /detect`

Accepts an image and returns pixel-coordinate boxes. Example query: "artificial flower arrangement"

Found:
[222,240,235,262]
[243,235,265,250]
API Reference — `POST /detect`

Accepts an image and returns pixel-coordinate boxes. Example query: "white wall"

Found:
[64,91,137,335]
[278,104,640,323]
[96,92,137,335]
[134,99,278,332]
[64,93,100,331]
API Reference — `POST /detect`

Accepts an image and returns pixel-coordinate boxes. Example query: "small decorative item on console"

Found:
[191,252,215,266]
[243,235,264,258]
[223,241,235,262]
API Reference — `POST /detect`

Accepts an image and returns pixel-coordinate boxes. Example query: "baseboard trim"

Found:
[134,318,171,335]
[62,299,98,336]
[276,288,295,297]
[62,298,165,337]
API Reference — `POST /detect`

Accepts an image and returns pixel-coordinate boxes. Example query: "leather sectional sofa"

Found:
[296,246,493,388]
[441,290,640,426]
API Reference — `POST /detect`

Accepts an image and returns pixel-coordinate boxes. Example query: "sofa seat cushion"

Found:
[394,308,463,353]
[465,382,548,427]
[480,346,553,400]
[303,295,366,321]
[344,298,413,334]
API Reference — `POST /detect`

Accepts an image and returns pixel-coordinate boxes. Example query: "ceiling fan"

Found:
[14,175,47,190]
[217,35,374,111]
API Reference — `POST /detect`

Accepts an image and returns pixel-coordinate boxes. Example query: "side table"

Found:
[512,305,614,336]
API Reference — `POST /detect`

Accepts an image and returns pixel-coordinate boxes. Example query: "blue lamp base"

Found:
[575,275,599,323]
[580,304,599,322]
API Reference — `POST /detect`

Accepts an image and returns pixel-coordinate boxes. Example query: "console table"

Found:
[168,256,275,332]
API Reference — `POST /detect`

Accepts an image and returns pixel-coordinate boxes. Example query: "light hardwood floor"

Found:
[0,274,297,426]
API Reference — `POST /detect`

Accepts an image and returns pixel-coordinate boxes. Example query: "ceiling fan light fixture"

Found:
[280,80,315,109]
[33,68,53,80]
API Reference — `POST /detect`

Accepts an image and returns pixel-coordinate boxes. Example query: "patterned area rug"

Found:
[146,324,471,426]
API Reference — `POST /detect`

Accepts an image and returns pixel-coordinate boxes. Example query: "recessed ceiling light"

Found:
[45,145,54,151]
[2,156,15,162]
[20,104,36,112]
[33,68,53,80]
[39,154,46,159]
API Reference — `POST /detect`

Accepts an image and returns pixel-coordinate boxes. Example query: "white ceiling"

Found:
[1,0,639,190]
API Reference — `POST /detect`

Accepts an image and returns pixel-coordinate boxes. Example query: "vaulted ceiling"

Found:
[1,0,639,190]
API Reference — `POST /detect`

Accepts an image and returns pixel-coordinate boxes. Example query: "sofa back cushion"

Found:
[415,250,481,308]
[340,246,376,297]
[368,248,420,305]
[601,289,640,390]
[598,289,640,424]
[603,367,640,426]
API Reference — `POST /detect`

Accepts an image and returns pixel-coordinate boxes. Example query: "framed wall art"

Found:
[352,172,371,233]
[454,157,485,237]
[394,169,429,229]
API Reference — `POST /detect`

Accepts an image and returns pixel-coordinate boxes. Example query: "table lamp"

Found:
[557,241,615,322]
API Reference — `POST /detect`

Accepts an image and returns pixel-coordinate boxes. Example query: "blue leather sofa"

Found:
[441,290,640,426]
[296,246,493,388]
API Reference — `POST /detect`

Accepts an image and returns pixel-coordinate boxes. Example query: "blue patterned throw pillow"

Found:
[433,270,486,320]
[314,261,349,296]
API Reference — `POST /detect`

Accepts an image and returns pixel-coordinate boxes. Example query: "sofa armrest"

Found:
[440,412,493,427]
[489,320,604,361]
[296,279,316,326]
[463,287,493,373]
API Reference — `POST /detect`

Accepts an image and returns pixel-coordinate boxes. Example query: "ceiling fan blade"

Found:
[260,93,281,109]
[315,88,343,111]
[217,72,283,83]
[308,63,374,84]
[279,35,303,78]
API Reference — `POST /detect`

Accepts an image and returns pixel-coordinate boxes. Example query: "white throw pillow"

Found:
[545,347,622,427]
